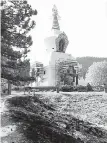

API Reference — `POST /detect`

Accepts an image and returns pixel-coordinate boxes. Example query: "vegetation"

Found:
[60,85,74,92]
[1,0,37,94]
[5,95,82,143]
[76,57,107,79]
[85,61,107,86]
[2,93,107,143]
[56,60,77,86]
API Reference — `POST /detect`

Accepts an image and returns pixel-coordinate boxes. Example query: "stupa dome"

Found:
[44,29,63,52]
[44,5,69,53]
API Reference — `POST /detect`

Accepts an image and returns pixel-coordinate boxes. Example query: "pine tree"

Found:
[1,0,37,94]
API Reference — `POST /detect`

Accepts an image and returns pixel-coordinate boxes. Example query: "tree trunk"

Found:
[8,80,11,95]
[56,87,59,93]
[56,82,60,93]
[76,75,78,85]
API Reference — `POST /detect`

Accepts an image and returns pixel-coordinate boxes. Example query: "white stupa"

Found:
[41,5,78,86]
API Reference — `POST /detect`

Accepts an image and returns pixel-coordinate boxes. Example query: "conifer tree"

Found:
[1,0,37,94]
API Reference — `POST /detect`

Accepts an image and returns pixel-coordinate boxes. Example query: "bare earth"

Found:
[1,92,28,143]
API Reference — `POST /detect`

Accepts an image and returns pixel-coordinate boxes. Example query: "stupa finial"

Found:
[52,5,60,30]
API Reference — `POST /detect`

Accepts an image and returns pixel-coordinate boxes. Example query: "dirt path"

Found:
[1,92,28,143]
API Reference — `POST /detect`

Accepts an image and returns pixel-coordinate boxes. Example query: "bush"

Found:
[93,86,104,92]
[77,85,87,92]
[1,78,8,94]
[1,88,8,95]
[14,87,20,91]
[60,85,74,92]
[86,83,93,91]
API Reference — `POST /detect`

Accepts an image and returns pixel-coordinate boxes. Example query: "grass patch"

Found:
[5,95,83,143]
[3,92,107,143]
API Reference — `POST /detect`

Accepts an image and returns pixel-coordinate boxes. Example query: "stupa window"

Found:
[58,39,65,52]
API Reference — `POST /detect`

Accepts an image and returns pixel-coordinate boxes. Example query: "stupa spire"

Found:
[52,5,60,30]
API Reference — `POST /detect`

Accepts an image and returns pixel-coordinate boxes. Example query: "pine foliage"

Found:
[1,0,37,83]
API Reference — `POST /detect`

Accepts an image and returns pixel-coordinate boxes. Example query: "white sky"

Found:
[27,0,107,65]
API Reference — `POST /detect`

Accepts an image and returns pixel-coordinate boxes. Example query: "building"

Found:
[39,5,79,87]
